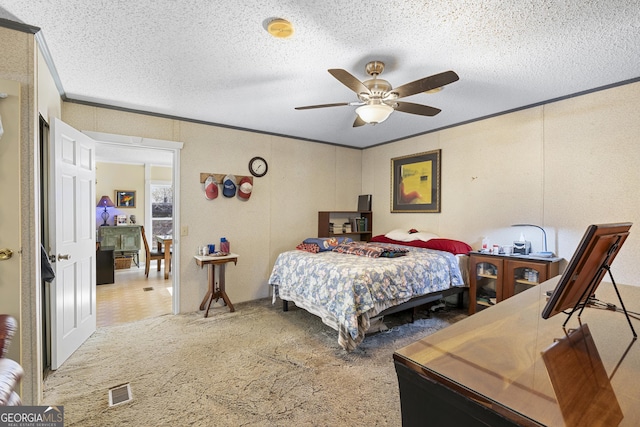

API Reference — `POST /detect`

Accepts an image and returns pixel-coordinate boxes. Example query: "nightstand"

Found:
[468,251,560,314]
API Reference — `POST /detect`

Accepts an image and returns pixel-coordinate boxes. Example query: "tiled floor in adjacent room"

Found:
[96,264,172,327]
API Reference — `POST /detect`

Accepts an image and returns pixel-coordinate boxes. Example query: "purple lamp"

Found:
[97,195,115,226]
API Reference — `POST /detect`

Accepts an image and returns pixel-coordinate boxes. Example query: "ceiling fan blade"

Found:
[392,70,459,99]
[295,102,351,110]
[353,115,366,127]
[394,101,441,117]
[328,69,371,95]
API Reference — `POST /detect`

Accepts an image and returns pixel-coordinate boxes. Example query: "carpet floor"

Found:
[42,298,466,426]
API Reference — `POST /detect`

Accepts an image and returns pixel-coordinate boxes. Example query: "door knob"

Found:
[57,254,71,261]
[0,249,13,260]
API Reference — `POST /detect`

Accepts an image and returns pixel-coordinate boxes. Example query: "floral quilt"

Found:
[269,244,465,351]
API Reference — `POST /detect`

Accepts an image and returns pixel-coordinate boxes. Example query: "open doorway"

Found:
[96,180,174,327]
[89,131,182,328]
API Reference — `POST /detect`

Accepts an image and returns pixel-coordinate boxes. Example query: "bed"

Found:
[269,233,470,351]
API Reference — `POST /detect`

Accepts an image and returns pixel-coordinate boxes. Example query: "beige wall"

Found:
[543,83,640,283]
[37,46,61,122]
[364,81,640,286]
[364,108,544,244]
[151,165,172,181]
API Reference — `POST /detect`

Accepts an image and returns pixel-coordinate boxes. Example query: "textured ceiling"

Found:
[1,1,639,148]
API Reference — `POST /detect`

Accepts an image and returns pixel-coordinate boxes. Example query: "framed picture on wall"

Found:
[391,149,441,213]
[115,190,136,208]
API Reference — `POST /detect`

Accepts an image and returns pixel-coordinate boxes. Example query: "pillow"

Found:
[384,229,439,242]
[302,237,353,252]
[370,235,401,244]
[296,243,320,253]
[412,232,440,242]
[331,242,409,258]
[423,238,472,255]
[371,235,431,247]
[370,235,472,255]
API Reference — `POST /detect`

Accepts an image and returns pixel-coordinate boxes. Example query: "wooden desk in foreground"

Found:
[394,276,640,426]
[194,253,238,317]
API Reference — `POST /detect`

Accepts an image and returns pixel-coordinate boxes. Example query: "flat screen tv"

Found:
[541,222,632,320]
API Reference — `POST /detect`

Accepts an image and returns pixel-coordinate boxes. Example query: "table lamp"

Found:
[97,195,115,226]
[512,223,553,257]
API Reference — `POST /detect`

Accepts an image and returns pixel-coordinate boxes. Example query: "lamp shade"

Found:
[97,195,115,208]
[356,103,394,124]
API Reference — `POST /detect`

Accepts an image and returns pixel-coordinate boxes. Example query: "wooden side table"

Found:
[194,253,238,317]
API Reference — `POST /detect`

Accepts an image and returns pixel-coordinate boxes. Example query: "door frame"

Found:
[84,131,183,314]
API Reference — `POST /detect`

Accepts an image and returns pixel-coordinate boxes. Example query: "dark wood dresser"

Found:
[394,276,640,426]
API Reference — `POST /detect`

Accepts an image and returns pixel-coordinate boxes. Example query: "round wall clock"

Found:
[249,156,268,177]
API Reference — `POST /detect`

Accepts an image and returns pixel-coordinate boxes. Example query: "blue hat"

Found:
[223,174,236,197]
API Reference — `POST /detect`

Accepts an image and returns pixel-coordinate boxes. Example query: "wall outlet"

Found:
[181,225,189,236]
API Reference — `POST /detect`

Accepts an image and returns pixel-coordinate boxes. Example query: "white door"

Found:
[49,118,96,369]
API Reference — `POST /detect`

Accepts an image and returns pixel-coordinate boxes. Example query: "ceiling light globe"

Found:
[356,104,394,124]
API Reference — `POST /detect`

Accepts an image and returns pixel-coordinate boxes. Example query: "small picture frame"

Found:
[357,194,372,212]
[115,215,128,226]
[115,190,136,208]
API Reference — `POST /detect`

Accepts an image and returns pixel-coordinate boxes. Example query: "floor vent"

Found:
[109,383,133,407]
[143,287,154,292]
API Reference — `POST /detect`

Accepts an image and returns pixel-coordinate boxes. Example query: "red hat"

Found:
[204,175,218,200]
[237,176,253,200]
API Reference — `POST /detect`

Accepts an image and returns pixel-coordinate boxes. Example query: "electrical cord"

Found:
[560,298,640,322]
[588,298,640,321]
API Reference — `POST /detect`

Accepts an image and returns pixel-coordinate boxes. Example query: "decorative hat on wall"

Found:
[223,174,237,197]
[204,175,218,200]
[237,177,253,200]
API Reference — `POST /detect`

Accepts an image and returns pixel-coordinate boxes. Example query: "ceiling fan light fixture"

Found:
[295,62,458,127]
[356,103,394,124]
[267,19,294,38]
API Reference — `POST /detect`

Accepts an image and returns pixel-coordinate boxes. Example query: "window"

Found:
[150,183,173,250]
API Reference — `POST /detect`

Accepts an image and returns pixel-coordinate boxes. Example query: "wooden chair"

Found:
[141,226,166,278]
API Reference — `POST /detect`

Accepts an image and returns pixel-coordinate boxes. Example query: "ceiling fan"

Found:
[295,61,459,127]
